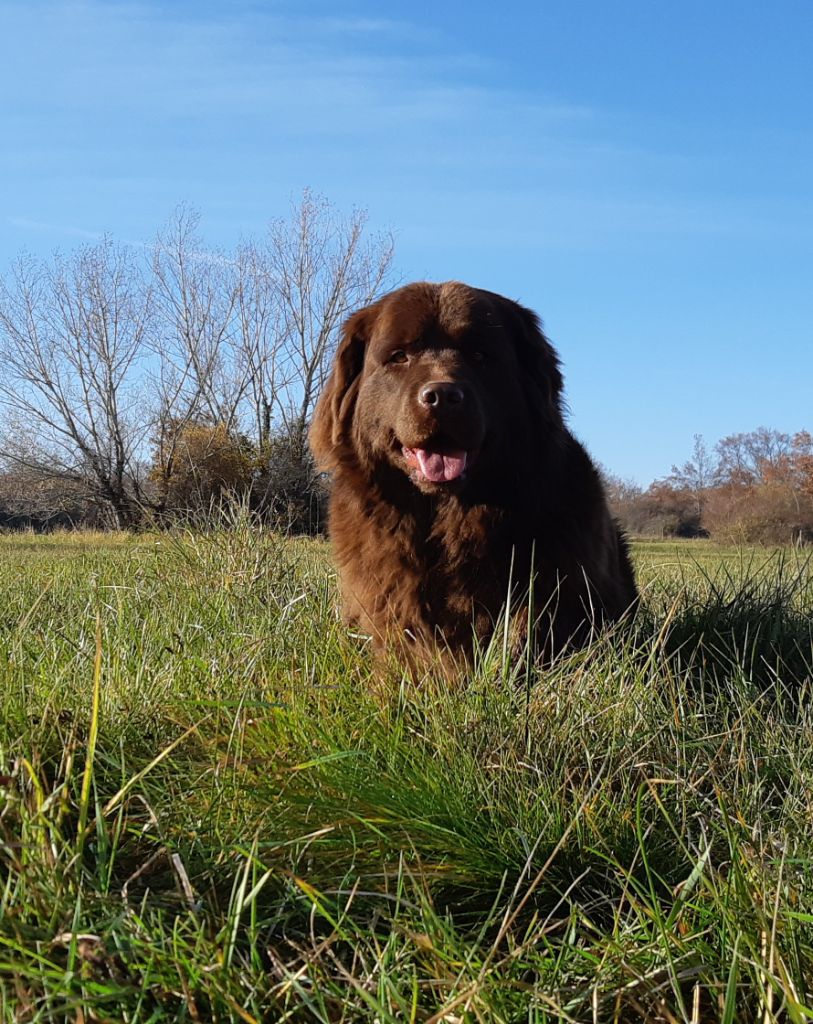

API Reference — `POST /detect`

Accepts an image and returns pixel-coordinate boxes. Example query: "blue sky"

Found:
[2,0,811,483]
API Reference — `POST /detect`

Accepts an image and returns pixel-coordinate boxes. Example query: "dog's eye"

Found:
[469,349,485,363]
[387,350,409,364]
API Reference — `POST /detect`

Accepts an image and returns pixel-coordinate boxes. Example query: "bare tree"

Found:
[149,207,249,510]
[268,189,395,453]
[150,207,249,422]
[667,433,716,519]
[715,427,793,487]
[0,240,150,527]
[233,237,289,454]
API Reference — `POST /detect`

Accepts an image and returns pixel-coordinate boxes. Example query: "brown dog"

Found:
[310,282,637,661]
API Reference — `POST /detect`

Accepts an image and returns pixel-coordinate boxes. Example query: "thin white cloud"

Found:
[311,16,428,38]
[1,1,585,126]
[7,217,103,241]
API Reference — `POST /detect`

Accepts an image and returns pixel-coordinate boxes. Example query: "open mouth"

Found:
[402,443,472,484]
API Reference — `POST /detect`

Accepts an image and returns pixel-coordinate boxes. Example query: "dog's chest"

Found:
[416,504,525,631]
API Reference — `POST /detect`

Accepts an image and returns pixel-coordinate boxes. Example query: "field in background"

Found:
[0,528,811,1022]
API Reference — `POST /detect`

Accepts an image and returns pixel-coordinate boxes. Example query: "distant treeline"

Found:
[604,429,813,544]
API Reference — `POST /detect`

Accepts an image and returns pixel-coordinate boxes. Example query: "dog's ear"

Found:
[309,307,370,469]
[503,298,564,418]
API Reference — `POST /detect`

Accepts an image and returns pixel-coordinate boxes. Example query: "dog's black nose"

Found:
[418,382,465,408]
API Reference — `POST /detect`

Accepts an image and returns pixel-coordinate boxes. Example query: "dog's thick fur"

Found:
[310,282,637,660]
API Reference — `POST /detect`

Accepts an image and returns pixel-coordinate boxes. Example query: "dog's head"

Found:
[310,282,564,494]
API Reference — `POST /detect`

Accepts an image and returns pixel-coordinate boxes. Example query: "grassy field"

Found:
[0,524,811,1022]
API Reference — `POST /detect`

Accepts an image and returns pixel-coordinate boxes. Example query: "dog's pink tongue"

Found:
[415,448,467,482]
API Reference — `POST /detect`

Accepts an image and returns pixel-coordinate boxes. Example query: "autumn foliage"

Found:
[149,420,255,519]
[606,429,813,543]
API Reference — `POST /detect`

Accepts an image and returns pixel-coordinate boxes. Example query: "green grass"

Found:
[0,523,812,1022]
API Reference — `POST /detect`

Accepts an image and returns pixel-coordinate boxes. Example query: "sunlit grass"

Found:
[0,521,811,1021]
